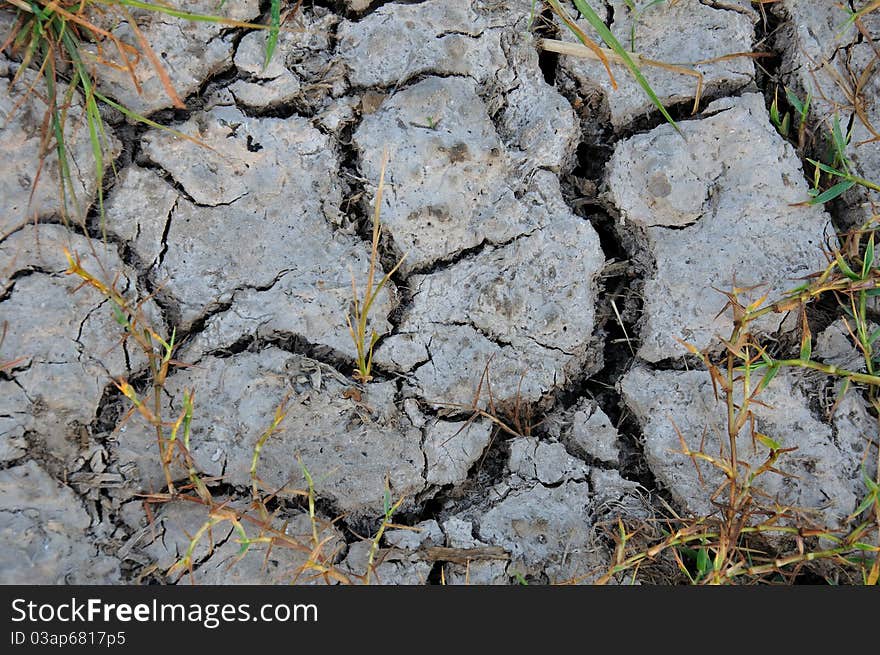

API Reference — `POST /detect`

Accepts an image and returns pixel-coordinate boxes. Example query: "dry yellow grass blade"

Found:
[537,37,704,113]
[545,0,617,88]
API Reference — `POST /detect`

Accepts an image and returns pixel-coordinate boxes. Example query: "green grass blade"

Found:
[807,158,847,178]
[696,547,710,579]
[106,0,266,28]
[770,92,782,125]
[835,252,860,280]
[264,0,281,69]
[799,327,812,361]
[755,363,780,395]
[92,91,210,149]
[863,232,875,278]
[839,1,880,33]
[571,0,681,134]
[831,114,851,173]
[360,254,407,322]
[528,0,540,30]
[60,29,107,233]
[41,39,76,220]
[851,490,878,519]
[808,179,856,205]
[785,87,810,120]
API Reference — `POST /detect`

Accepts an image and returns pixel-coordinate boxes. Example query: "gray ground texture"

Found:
[0,0,879,584]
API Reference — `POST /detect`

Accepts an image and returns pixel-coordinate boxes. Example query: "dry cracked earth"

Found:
[1,0,879,584]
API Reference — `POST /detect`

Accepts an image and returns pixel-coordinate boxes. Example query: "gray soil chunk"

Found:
[104,166,177,270]
[139,105,319,207]
[344,0,378,12]
[85,0,260,116]
[376,171,604,405]
[606,94,834,361]
[441,456,644,584]
[831,391,880,468]
[230,10,340,112]
[348,4,580,267]
[338,0,506,88]
[620,366,874,527]
[230,30,302,111]
[507,437,590,485]
[385,519,444,551]
[354,75,542,272]
[0,65,119,231]
[339,0,579,171]
[556,0,755,129]
[543,398,621,465]
[0,225,152,466]
[124,105,395,356]
[113,348,426,515]
[439,516,510,585]
[0,461,121,583]
[476,481,599,583]
[423,418,493,487]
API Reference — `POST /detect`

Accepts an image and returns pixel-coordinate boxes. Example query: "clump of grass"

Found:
[1,1,285,230]
[803,114,880,205]
[598,227,880,584]
[288,457,350,584]
[63,246,182,490]
[346,152,407,384]
[435,359,538,439]
[62,249,314,582]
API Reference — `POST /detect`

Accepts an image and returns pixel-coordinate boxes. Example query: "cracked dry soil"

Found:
[1,0,878,584]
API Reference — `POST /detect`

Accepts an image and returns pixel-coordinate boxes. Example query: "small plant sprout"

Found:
[292,456,350,584]
[787,86,812,150]
[249,394,291,504]
[346,151,407,383]
[769,88,792,139]
[364,476,406,585]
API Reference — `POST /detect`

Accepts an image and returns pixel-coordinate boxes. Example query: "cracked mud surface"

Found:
[1,0,879,584]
